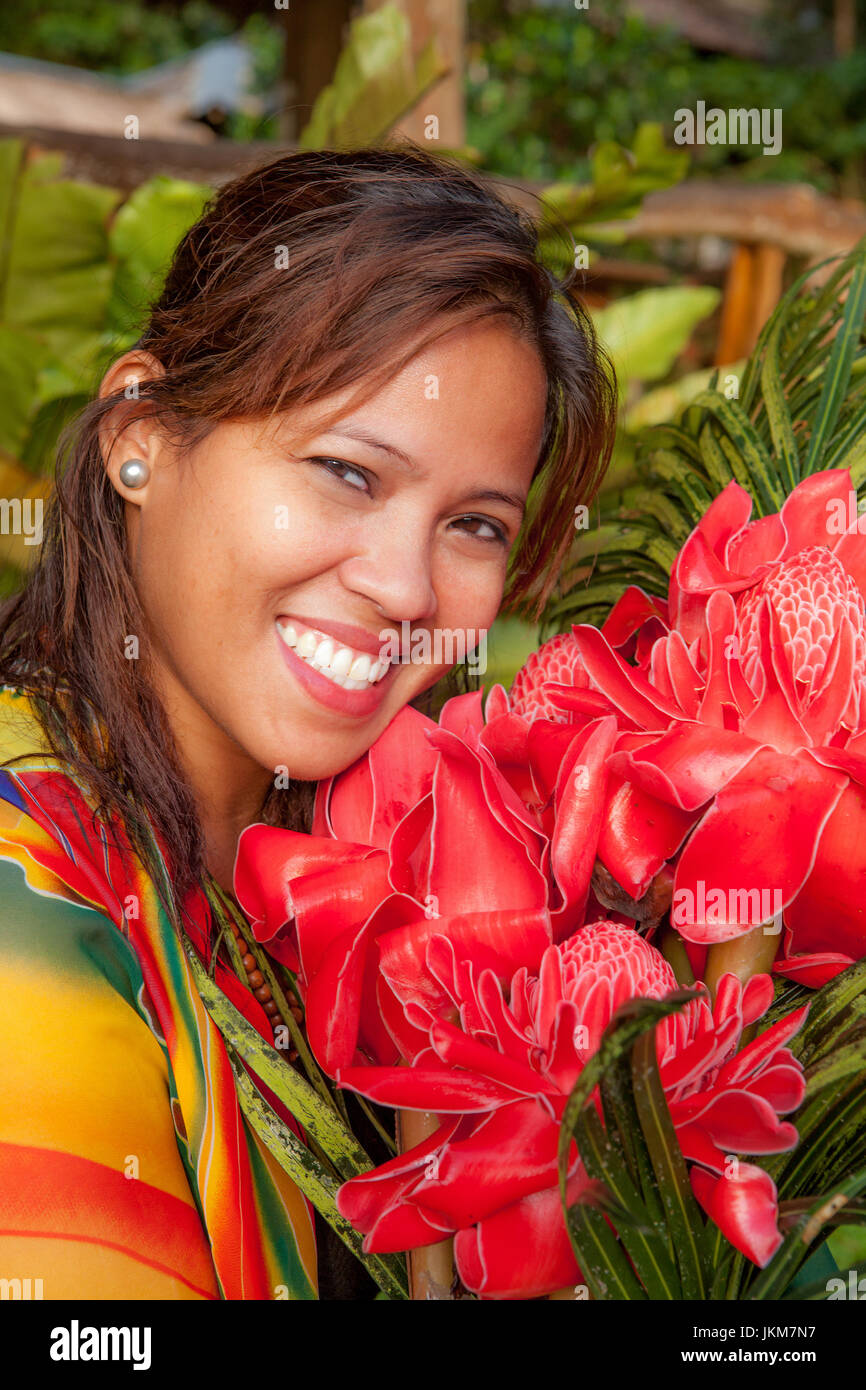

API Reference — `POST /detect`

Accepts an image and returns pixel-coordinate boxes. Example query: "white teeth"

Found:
[310,638,335,670]
[327,646,354,680]
[348,653,372,682]
[295,629,318,660]
[278,620,390,691]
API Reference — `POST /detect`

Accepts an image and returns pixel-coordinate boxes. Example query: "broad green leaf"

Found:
[299,4,447,150]
[107,175,212,338]
[2,170,120,355]
[0,328,51,459]
[590,286,720,391]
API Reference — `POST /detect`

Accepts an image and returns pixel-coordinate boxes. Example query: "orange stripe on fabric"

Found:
[0,1141,219,1299]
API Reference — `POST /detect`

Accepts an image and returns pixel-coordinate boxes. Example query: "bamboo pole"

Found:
[397,1109,455,1299]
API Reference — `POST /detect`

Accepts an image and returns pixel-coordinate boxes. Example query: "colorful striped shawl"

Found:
[0,684,317,1299]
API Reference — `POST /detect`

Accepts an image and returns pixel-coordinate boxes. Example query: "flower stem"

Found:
[704,925,781,1000]
[658,924,695,986]
[397,1110,455,1299]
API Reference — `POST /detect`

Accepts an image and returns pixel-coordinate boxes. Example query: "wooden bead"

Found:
[253,984,271,1003]
[263,998,279,1017]
[241,953,256,971]
[247,969,265,989]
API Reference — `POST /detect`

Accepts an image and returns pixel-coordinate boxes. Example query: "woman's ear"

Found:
[98,350,167,505]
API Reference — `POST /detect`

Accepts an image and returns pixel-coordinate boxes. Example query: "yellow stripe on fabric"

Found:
[0,1235,215,1300]
[0,955,197,1209]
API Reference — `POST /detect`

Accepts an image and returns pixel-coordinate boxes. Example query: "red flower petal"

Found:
[672,749,846,943]
[691,1163,783,1266]
[454,1173,587,1300]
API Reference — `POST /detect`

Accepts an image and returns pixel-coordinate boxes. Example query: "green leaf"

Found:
[624,360,745,433]
[228,1046,408,1300]
[760,314,800,492]
[565,1200,647,1300]
[558,988,701,1300]
[631,1026,708,1299]
[107,175,211,338]
[1,167,120,356]
[590,286,720,391]
[298,3,447,150]
[802,252,866,475]
[182,932,373,1182]
[575,1090,682,1297]
[687,391,784,513]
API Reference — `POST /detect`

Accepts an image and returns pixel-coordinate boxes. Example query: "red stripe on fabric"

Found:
[0,1142,219,1298]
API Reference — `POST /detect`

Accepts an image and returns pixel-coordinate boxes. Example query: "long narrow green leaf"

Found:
[802,255,866,475]
[688,392,784,513]
[698,420,736,492]
[760,314,800,491]
[183,932,373,1180]
[794,956,866,1063]
[632,1028,708,1299]
[228,1047,408,1300]
[739,248,854,411]
[558,990,699,1299]
[565,1202,647,1300]
[573,1103,682,1298]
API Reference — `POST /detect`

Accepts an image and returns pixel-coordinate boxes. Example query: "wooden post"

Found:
[279,0,354,142]
[715,240,787,366]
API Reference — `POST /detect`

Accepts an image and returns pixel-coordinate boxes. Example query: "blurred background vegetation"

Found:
[2,0,866,189]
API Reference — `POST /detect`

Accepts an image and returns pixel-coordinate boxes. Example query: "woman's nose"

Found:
[337,523,437,626]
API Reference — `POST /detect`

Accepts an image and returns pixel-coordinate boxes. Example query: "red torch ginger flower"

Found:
[234,692,618,1074]
[336,921,808,1298]
[530,471,866,986]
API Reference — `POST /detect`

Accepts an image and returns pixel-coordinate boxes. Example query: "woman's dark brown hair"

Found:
[0,142,617,923]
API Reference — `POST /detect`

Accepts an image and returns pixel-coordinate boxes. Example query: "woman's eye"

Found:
[451,514,510,546]
[311,457,371,492]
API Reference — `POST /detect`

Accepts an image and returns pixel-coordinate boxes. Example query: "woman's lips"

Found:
[275,623,397,715]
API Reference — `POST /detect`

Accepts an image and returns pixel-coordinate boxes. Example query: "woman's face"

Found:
[102,318,548,797]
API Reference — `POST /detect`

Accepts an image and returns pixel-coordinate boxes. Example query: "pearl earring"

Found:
[119,458,150,489]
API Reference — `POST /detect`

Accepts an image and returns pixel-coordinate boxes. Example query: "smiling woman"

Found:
[0,145,616,1300]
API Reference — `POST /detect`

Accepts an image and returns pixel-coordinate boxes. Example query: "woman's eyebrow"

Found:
[461,488,526,516]
[321,424,527,514]
[324,423,416,469]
